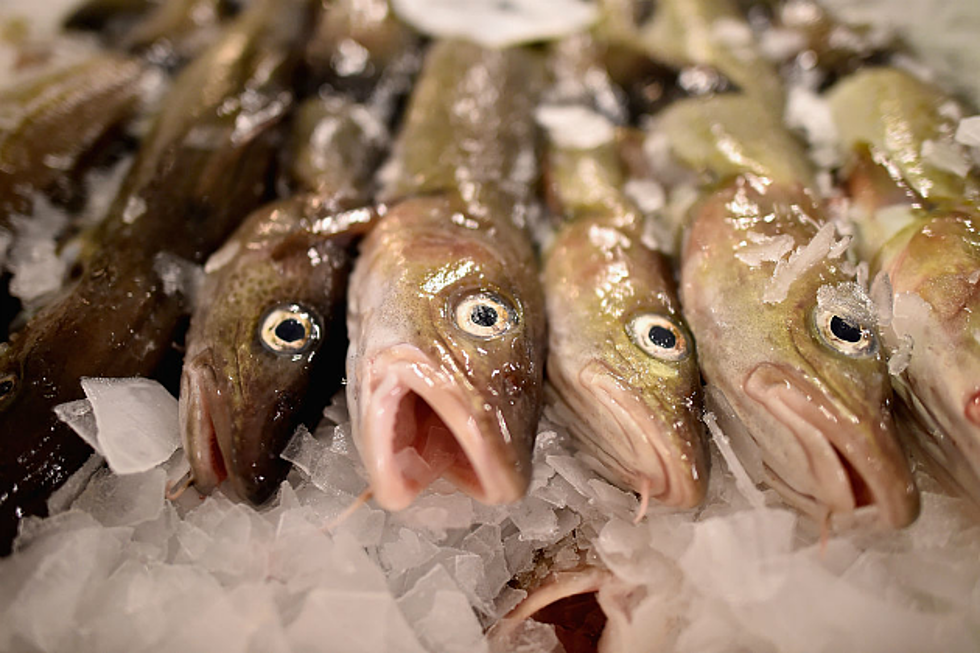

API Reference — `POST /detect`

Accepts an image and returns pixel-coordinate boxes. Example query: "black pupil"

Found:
[648,325,677,349]
[0,380,12,396]
[275,318,306,343]
[830,315,862,343]
[471,304,499,328]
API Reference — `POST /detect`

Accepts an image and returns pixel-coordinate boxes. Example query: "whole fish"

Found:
[180,91,392,503]
[827,67,980,505]
[0,0,312,554]
[540,105,707,509]
[346,41,547,510]
[0,53,145,233]
[670,95,919,528]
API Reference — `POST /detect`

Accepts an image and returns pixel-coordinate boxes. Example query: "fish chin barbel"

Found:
[346,41,547,510]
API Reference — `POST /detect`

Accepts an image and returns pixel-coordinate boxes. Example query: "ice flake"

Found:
[921,138,972,177]
[735,232,796,267]
[954,116,980,147]
[391,0,597,49]
[535,104,615,150]
[763,222,841,304]
[397,565,487,653]
[888,334,915,376]
[704,411,766,510]
[80,377,180,475]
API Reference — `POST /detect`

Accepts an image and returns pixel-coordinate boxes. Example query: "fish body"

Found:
[541,109,707,509]
[181,95,386,504]
[680,176,918,528]
[0,0,311,554]
[346,41,546,510]
[666,93,918,528]
[827,67,980,504]
[0,53,145,231]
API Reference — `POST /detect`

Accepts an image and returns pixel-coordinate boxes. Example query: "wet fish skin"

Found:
[121,0,232,66]
[826,66,980,506]
[0,53,146,231]
[182,197,376,504]
[347,41,547,510]
[181,95,387,504]
[0,0,312,555]
[541,121,707,509]
[680,176,919,528]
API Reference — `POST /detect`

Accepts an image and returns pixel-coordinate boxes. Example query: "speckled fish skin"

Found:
[827,68,980,504]
[346,41,546,510]
[181,96,384,504]
[671,95,918,529]
[0,0,313,555]
[542,126,707,509]
[0,53,145,232]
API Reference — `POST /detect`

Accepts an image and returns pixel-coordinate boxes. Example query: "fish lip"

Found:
[967,390,980,427]
[743,362,918,528]
[357,344,526,510]
[179,351,232,493]
[571,360,706,509]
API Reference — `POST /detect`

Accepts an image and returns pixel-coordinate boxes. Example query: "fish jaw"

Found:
[179,350,232,494]
[551,358,707,509]
[356,344,529,510]
[743,362,919,528]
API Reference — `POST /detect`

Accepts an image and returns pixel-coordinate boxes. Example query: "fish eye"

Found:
[259,304,321,356]
[813,307,877,357]
[0,373,15,404]
[454,292,518,339]
[627,313,690,362]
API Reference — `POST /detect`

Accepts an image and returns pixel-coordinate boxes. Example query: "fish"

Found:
[540,104,708,510]
[599,0,784,112]
[0,0,313,554]
[0,53,146,234]
[120,0,232,66]
[180,93,387,504]
[826,67,980,505]
[669,94,919,529]
[345,40,547,510]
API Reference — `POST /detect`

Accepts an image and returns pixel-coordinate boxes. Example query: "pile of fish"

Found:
[0,0,979,650]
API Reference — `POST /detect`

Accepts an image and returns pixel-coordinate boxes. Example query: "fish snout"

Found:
[580,362,707,509]
[744,362,918,528]
[180,352,231,494]
[356,345,529,511]
[966,390,980,427]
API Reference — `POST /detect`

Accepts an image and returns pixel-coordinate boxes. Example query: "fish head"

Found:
[181,211,350,504]
[545,219,707,508]
[347,196,545,510]
[880,212,980,501]
[684,180,918,528]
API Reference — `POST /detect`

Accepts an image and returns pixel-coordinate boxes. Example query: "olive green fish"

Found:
[540,104,707,509]
[346,41,547,510]
[0,0,313,554]
[827,67,980,505]
[180,94,387,504]
[671,95,919,529]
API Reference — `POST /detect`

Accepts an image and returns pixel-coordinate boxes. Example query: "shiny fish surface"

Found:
[0,0,311,554]
[346,41,546,510]
[542,115,707,509]
[0,53,145,231]
[828,67,980,505]
[673,95,918,529]
[180,96,385,504]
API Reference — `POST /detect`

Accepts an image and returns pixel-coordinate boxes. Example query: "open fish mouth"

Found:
[550,359,705,509]
[357,344,526,510]
[744,362,918,528]
[179,352,232,495]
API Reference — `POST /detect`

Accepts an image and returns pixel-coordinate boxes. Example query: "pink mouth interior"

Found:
[390,391,481,498]
[966,390,980,427]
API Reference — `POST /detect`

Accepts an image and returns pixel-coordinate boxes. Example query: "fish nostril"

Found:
[966,391,980,427]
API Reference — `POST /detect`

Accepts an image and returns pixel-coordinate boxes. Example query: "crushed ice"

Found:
[12,387,979,652]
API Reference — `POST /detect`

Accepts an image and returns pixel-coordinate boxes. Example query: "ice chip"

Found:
[764,222,841,304]
[954,116,980,147]
[81,377,180,474]
[921,138,972,177]
[46,453,105,515]
[153,251,204,305]
[54,398,102,454]
[397,565,487,653]
[73,466,167,527]
[535,104,614,150]
[7,197,70,302]
[391,0,597,49]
